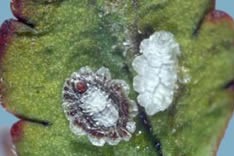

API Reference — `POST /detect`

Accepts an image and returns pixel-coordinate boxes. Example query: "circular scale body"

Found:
[62,66,138,146]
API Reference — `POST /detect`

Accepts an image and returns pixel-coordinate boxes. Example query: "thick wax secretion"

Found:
[132,31,181,116]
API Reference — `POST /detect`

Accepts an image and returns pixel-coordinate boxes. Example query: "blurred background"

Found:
[0,0,234,156]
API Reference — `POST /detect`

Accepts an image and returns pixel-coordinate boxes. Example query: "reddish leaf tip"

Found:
[0,19,16,59]
[10,0,24,23]
[10,0,35,26]
[11,120,25,143]
[205,10,234,27]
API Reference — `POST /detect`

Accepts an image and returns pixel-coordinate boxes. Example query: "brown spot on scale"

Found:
[11,120,25,143]
[67,109,77,117]
[205,10,234,28]
[75,81,87,93]
[88,130,105,138]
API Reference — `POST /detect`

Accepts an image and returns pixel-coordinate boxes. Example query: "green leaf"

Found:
[0,0,233,155]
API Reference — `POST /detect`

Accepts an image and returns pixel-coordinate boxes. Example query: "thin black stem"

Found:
[137,104,163,156]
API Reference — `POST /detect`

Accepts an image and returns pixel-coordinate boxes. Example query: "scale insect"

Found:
[132,31,181,116]
[62,66,138,146]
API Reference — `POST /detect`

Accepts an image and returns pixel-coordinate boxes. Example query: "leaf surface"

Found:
[0,0,234,155]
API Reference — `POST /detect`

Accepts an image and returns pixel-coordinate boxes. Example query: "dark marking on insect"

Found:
[62,66,138,146]
[75,81,88,93]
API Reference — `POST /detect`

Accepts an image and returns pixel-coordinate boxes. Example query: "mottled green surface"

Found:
[0,0,234,156]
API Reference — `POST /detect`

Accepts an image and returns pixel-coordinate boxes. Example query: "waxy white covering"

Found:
[132,31,180,116]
